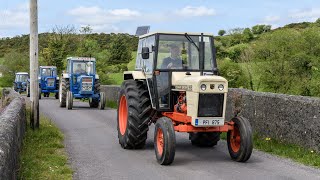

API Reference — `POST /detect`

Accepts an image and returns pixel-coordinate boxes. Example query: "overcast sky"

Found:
[0,0,320,37]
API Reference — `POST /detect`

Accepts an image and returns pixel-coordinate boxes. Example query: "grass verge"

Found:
[221,132,320,168]
[19,110,73,179]
[106,100,118,109]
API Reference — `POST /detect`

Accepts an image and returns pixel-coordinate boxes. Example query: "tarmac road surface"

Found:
[40,98,320,180]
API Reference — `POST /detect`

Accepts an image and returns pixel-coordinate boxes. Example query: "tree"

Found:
[40,25,78,73]
[243,28,253,42]
[80,25,93,34]
[0,51,29,87]
[252,25,271,35]
[107,35,132,65]
[218,30,226,36]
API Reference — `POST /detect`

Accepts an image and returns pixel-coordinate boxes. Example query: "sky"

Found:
[0,0,320,37]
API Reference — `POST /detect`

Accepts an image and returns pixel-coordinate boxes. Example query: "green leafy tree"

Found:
[218,30,226,36]
[252,25,271,35]
[0,51,29,87]
[243,28,253,42]
[107,35,132,65]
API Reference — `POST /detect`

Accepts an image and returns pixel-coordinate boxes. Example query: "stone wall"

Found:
[0,89,26,179]
[101,85,320,152]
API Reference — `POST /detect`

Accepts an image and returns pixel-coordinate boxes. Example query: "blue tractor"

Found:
[13,72,29,94]
[59,57,106,110]
[38,66,59,99]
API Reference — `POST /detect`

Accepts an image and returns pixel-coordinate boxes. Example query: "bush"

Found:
[226,44,249,62]
[218,58,249,88]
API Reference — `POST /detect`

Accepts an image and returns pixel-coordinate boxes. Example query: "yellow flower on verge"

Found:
[265,137,271,141]
[311,150,314,153]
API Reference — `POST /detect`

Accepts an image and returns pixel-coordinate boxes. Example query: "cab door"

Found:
[139,35,157,109]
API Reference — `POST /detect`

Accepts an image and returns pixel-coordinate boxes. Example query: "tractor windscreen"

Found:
[15,75,28,82]
[72,61,94,75]
[40,68,57,76]
[156,34,213,71]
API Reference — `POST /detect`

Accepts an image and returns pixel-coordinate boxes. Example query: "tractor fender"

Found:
[61,73,69,79]
[123,71,146,80]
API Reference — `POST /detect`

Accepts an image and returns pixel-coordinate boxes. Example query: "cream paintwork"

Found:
[172,72,228,127]
[123,71,229,127]
[124,71,146,80]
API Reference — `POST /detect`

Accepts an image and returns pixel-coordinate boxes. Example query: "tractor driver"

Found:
[75,64,85,74]
[161,44,183,69]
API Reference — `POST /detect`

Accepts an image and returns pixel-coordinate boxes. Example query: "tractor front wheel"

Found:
[98,92,106,110]
[154,117,176,165]
[66,91,73,110]
[117,80,153,149]
[55,93,59,99]
[227,116,253,162]
[59,79,69,107]
[189,132,220,147]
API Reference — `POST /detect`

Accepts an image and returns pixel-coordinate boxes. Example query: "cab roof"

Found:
[16,72,28,75]
[67,57,96,61]
[139,32,214,39]
[39,66,57,69]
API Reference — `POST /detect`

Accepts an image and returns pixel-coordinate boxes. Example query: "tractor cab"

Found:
[38,66,59,99]
[126,32,226,115]
[14,72,29,93]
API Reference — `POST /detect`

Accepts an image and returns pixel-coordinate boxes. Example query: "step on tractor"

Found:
[59,57,106,110]
[38,66,59,99]
[14,72,29,94]
[117,32,253,165]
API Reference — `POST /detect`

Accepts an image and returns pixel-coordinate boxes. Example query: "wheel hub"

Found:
[230,125,241,153]
[119,95,128,135]
[156,128,164,156]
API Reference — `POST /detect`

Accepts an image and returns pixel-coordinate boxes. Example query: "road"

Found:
[40,98,320,180]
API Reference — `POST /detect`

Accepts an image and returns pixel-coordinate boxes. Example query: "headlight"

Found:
[200,84,207,91]
[218,84,224,91]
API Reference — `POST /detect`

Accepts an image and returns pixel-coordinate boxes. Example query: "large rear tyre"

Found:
[117,80,153,149]
[154,117,176,165]
[227,116,253,162]
[59,78,69,107]
[189,132,220,147]
[66,91,73,110]
[98,92,106,110]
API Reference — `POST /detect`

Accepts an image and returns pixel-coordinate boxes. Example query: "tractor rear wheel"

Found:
[117,80,153,149]
[66,91,73,110]
[59,78,69,107]
[98,92,106,110]
[227,116,253,162]
[189,132,220,147]
[154,117,176,165]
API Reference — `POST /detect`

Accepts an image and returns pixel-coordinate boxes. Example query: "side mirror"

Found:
[141,47,150,59]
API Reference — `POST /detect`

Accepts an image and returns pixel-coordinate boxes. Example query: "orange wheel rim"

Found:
[156,128,164,156]
[119,95,128,135]
[230,125,241,153]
